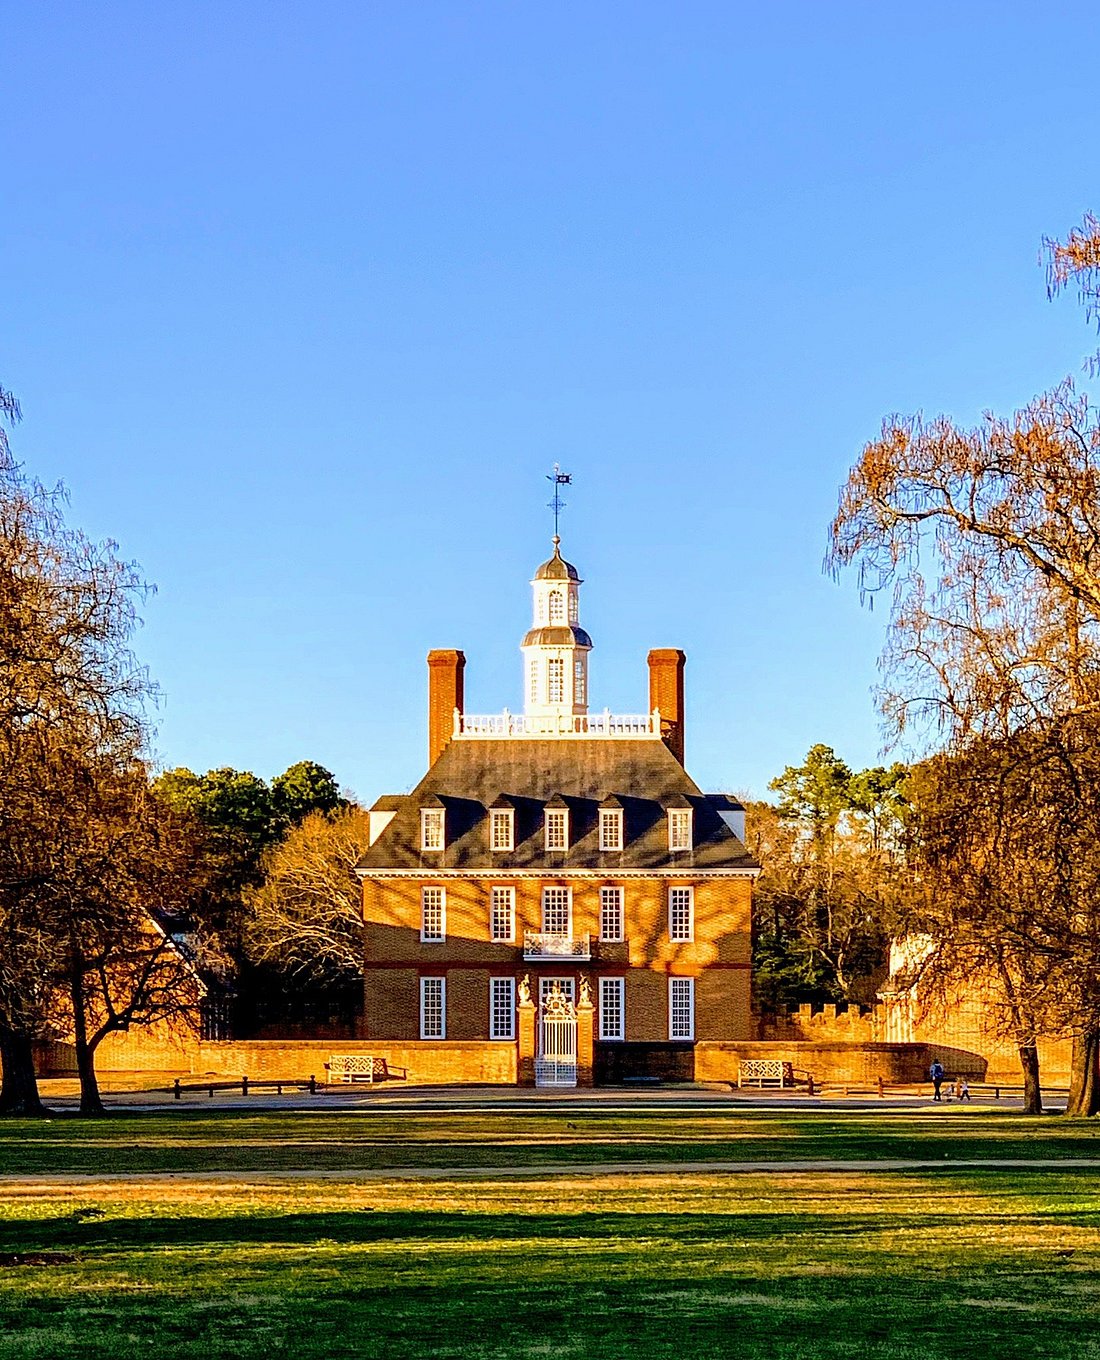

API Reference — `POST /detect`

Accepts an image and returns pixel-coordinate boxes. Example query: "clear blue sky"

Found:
[2,3,1097,801]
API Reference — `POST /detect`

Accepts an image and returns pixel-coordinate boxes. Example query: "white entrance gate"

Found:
[536,980,578,1087]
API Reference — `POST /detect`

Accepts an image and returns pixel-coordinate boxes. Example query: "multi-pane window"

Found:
[541,885,571,934]
[669,886,693,942]
[600,886,624,942]
[568,593,579,624]
[574,659,586,704]
[668,808,692,851]
[489,977,515,1040]
[600,977,625,1041]
[669,976,695,1040]
[421,808,445,851]
[548,657,565,703]
[545,809,568,850]
[421,886,446,942]
[549,590,565,624]
[599,809,623,851]
[420,976,446,1039]
[529,659,539,704]
[490,809,514,851]
[490,886,515,942]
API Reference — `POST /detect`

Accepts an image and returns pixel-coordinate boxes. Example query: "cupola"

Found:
[522,536,592,718]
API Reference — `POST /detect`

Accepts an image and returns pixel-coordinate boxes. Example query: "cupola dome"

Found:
[533,537,581,582]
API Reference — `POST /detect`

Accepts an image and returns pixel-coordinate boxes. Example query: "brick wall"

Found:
[694,1040,985,1085]
[759,998,1074,1084]
[362,873,753,1049]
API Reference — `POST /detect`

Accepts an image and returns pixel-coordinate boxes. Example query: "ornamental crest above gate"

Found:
[541,982,576,1021]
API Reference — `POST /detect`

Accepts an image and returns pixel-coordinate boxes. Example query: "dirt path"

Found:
[2,1157,1099,1187]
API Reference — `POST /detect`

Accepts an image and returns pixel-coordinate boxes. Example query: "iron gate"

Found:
[536,981,577,1087]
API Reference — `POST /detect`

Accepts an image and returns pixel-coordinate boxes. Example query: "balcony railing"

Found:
[523,931,592,961]
[455,709,660,739]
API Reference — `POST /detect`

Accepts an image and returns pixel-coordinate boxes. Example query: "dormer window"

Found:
[421,807,445,851]
[545,806,569,851]
[599,807,623,852]
[667,807,692,852]
[490,807,514,852]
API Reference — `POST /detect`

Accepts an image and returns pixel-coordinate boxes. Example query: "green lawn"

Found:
[2,1106,1100,1175]
[3,1108,1100,1358]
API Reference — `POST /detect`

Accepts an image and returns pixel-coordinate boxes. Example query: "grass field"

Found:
[2,1104,1100,1359]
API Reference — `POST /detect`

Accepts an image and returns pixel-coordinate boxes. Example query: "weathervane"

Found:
[547,464,572,540]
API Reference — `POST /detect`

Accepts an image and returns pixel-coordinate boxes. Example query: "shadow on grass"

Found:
[5,1198,1100,1255]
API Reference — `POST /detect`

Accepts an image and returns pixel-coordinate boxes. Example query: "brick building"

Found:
[357,536,758,1086]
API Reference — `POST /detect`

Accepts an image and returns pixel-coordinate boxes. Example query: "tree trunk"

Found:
[69,967,105,1117]
[1018,1042,1042,1114]
[0,1027,48,1117]
[1065,1029,1100,1116]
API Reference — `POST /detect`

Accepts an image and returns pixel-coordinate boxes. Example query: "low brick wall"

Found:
[695,1040,987,1085]
[188,1038,517,1086]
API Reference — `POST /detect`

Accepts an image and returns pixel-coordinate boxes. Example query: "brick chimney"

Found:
[427,649,465,766]
[648,648,686,765]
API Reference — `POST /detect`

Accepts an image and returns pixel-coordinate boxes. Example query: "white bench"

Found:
[738,1059,793,1089]
[326,1055,376,1084]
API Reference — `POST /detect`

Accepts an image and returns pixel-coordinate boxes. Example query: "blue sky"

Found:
[2,2,1098,801]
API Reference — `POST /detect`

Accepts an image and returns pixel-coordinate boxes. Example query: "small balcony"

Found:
[523,931,592,961]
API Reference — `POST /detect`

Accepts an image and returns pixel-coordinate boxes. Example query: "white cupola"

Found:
[521,536,592,718]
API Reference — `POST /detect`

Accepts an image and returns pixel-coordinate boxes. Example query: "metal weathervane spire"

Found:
[547,464,572,542]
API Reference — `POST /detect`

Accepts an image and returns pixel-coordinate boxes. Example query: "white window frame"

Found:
[574,657,586,705]
[420,885,446,942]
[489,976,515,1040]
[490,808,514,852]
[668,808,692,852]
[541,885,572,935]
[600,885,624,942]
[548,590,565,624]
[420,976,446,1039]
[599,808,623,852]
[545,808,569,851]
[669,886,694,942]
[490,885,515,943]
[421,807,445,851]
[669,976,694,1041]
[528,658,539,704]
[599,976,625,1041]
[548,657,565,703]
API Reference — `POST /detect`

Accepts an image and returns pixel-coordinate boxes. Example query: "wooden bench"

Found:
[325,1055,407,1084]
[737,1059,794,1089]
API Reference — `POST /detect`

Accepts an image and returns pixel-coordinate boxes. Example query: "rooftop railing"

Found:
[454,709,660,739]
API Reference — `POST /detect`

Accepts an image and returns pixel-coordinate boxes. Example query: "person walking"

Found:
[930,1059,945,1102]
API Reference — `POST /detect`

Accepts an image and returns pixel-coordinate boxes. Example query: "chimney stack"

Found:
[648,648,686,765]
[427,649,465,766]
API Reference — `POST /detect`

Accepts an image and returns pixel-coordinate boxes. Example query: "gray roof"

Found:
[359,737,757,872]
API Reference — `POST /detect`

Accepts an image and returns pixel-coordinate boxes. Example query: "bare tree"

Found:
[244,807,369,983]
[827,218,1100,1113]
[43,757,214,1114]
[0,394,153,1115]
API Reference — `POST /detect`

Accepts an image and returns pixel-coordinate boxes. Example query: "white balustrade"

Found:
[454,708,660,739]
[523,931,592,961]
